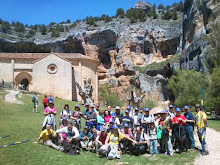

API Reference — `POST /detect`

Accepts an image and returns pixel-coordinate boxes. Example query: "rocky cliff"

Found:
[0,0,219,105]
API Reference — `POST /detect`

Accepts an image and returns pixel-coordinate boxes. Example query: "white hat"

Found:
[115,106,120,110]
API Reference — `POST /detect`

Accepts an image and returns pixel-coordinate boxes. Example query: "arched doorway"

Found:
[21,78,29,90]
[15,72,32,91]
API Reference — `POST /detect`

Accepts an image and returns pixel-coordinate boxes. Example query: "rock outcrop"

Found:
[0,0,219,105]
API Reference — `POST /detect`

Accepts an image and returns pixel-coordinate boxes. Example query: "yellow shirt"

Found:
[40,129,55,143]
[194,111,207,129]
[109,132,125,145]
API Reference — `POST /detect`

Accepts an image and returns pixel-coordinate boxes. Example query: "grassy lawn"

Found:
[207,117,220,132]
[0,89,200,165]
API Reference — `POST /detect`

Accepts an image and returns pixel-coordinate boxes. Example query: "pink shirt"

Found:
[104,116,111,123]
[44,107,57,113]
[120,128,133,139]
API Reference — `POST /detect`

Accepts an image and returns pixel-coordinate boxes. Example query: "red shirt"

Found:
[43,97,48,105]
[98,133,107,144]
[172,114,186,126]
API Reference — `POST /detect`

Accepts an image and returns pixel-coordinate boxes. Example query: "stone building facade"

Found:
[0,52,99,103]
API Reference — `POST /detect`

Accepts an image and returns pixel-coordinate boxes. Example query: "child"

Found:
[148,120,159,154]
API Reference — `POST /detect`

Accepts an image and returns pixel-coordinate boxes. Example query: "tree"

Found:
[209,67,220,111]
[14,22,25,33]
[116,8,125,18]
[172,10,178,20]
[51,30,59,37]
[158,4,165,10]
[39,25,47,35]
[0,21,11,33]
[130,17,137,24]
[167,70,208,108]
[66,19,71,23]
[65,26,69,32]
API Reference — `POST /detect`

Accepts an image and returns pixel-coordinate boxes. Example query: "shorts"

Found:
[33,102,38,108]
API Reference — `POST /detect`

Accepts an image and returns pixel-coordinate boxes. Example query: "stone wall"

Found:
[32,54,73,101]
[0,59,13,82]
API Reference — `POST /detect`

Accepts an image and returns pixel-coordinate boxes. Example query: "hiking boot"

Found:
[176,149,180,153]
[170,153,174,157]
[203,151,209,155]
[164,152,168,155]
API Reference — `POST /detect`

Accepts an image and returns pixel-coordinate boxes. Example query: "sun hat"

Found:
[115,106,120,110]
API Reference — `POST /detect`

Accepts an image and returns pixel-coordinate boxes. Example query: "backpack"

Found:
[63,143,80,155]
[32,96,36,103]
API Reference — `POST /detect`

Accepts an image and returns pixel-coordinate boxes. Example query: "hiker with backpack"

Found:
[148,120,159,154]
[131,126,148,156]
[32,93,38,113]
[105,124,138,160]
[71,104,84,131]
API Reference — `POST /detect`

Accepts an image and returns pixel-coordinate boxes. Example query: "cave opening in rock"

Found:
[98,49,111,69]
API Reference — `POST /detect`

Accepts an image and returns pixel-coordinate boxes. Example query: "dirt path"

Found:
[194,127,220,164]
[4,90,23,104]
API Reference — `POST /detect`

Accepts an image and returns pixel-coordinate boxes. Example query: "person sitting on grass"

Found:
[132,126,148,156]
[34,124,63,151]
[95,126,108,156]
[105,124,138,160]
[71,104,84,131]
[79,126,93,151]
[120,123,134,153]
[148,120,159,155]
[42,100,57,131]
[56,121,79,146]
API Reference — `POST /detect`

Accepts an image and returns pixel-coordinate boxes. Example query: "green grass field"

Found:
[0,89,202,165]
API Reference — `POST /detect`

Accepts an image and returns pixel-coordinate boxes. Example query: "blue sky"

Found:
[0,0,181,25]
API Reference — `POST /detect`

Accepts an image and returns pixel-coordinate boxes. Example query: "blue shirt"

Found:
[184,112,194,127]
[83,109,95,116]
[79,131,93,140]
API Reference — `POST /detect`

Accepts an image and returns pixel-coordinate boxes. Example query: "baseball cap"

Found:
[84,126,89,129]
[48,100,54,104]
[160,110,168,114]
[115,106,120,110]
[184,105,189,109]
[101,126,107,131]
[85,103,89,106]
[195,104,200,107]
[112,124,118,129]
[169,105,174,108]
[134,107,139,111]
[125,110,129,113]
[46,123,52,126]
[144,107,150,111]
[175,108,181,112]
[75,104,80,108]
[123,123,129,127]
[149,120,155,124]
[127,105,131,109]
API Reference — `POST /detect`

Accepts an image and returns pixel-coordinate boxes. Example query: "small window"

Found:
[47,64,58,74]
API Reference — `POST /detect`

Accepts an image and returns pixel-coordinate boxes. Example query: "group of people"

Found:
[36,100,209,160]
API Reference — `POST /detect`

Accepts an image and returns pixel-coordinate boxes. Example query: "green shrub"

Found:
[98,84,123,107]
[116,8,125,18]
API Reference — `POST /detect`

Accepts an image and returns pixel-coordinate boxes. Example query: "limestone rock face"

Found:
[1,0,219,104]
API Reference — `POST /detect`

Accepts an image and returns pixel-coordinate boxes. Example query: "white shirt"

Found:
[56,126,79,139]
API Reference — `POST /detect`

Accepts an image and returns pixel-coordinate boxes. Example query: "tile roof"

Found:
[0,53,99,63]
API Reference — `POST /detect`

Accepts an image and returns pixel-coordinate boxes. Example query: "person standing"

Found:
[32,92,38,113]
[194,104,209,155]
[184,106,195,149]
[43,100,57,131]
[42,95,48,109]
